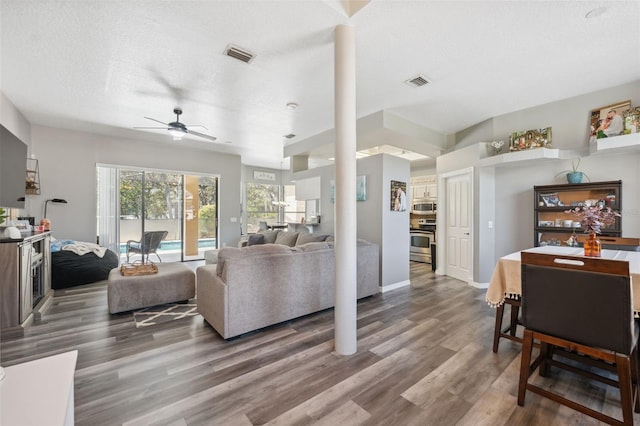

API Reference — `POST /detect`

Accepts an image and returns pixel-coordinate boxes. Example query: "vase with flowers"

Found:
[564,205,621,257]
[490,140,504,155]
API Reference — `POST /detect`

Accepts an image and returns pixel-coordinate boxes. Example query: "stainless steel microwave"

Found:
[411,200,436,215]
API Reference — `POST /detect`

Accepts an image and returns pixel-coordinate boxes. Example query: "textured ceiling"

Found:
[1,0,639,169]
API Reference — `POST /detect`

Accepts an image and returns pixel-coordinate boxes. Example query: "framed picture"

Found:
[253,170,276,181]
[539,192,559,207]
[330,176,367,203]
[509,127,552,152]
[356,175,367,201]
[390,180,407,212]
[589,100,631,142]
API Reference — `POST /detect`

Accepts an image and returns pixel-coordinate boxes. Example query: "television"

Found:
[0,124,27,208]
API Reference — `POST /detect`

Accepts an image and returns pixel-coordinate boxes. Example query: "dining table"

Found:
[486,245,640,317]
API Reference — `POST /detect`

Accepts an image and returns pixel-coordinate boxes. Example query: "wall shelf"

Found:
[478,147,585,169]
[477,132,640,169]
[589,132,640,156]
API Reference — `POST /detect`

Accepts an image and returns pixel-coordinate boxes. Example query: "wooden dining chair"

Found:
[518,252,639,425]
[492,296,522,353]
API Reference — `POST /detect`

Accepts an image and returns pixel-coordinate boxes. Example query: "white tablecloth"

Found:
[486,246,640,315]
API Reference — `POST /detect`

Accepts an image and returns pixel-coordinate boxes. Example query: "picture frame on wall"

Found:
[589,100,631,143]
[330,176,368,203]
[390,180,407,212]
[509,127,552,152]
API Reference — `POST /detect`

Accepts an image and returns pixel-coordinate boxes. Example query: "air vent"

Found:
[405,75,431,87]
[224,44,255,63]
[283,133,296,139]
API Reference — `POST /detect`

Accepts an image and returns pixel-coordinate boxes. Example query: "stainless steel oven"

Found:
[410,222,435,263]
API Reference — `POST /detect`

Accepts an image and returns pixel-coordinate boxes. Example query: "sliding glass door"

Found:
[98,165,218,262]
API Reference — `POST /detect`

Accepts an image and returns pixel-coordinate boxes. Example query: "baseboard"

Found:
[380,279,410,293]
[469,280,489,289]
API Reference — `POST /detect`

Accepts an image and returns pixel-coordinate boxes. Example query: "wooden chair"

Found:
[126,230,168,263]
[492,237,640,353]
[518,252,640,425]
[492,296,522,353]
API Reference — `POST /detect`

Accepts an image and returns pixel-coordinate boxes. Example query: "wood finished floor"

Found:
[2,262,638,425]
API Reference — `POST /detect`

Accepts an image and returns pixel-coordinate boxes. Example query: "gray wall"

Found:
[292,153,410,289]
[27,125,242,245]
[448,80,640,284]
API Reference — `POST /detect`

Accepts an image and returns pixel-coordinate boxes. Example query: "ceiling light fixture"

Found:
[286,102,298,110]
[585,7,607,18]
[168,127,185,140]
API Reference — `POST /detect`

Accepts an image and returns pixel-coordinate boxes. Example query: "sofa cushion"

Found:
[295,233,329,246]
[247,234,265,246]
[216,244,293,277]
[274,231,299,247]
[258,229,280,244]
[296,241,331,252]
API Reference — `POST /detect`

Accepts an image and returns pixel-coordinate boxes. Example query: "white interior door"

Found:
[445,172,472,282]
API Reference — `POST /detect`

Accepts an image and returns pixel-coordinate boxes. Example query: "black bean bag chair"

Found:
[51,249,119,289]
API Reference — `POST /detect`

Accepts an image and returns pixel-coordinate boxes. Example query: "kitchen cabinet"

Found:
[0,232,51,334]
[533,180,621,247]
[410,175,437,200]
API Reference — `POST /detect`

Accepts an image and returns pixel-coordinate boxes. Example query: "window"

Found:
[283,184,305,224]
[245,183,280,234]
[245,183,305,233]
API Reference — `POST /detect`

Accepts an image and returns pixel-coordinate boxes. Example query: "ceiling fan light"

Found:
[168,128,184,139]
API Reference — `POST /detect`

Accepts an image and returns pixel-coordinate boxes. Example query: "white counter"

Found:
[0,350,78,426]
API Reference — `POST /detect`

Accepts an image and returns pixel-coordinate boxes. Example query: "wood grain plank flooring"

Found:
[2,261,639,425]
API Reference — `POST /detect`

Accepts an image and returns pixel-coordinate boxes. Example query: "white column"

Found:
[334,24,357,355]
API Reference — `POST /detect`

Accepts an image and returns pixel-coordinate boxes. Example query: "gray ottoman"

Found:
[108,263,196,314]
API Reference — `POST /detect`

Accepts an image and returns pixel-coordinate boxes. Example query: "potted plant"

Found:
[555,159,590,184]
[0,207,7,226]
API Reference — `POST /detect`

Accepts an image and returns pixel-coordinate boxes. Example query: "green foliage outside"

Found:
[199,204,217,237]
[119,172,218,221]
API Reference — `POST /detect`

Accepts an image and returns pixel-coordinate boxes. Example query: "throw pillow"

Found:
[247,234,265,246]
[295,233,329,246]
[274,231,299,247]
[258,229,280,244]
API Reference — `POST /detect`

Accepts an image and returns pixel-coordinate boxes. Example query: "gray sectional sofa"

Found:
[196,238,379,339]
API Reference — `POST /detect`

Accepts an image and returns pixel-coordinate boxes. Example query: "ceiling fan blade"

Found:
[144,117,168,125]
[133,126,167,130]
[184,124,208,130]
[187,129,218,142]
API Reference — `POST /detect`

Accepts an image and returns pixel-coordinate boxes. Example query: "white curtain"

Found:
[97,166,119,255]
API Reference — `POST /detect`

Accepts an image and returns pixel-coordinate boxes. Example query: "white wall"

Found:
[28,125,242,245]
[0,92,31,146]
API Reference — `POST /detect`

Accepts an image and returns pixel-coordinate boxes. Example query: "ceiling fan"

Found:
[134,107,217,142]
